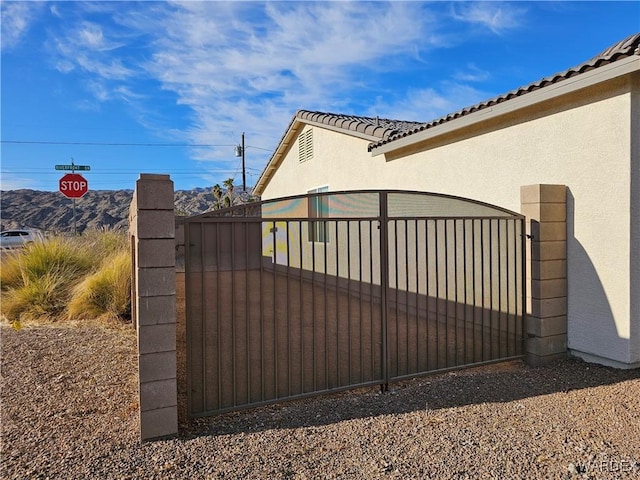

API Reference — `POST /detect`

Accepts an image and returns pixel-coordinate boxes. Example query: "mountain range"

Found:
[0,187,225,234]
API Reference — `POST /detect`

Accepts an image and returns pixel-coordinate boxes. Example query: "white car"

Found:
[0,229,45,249]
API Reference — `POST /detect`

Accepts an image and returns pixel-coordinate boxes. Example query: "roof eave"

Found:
[254,111,391,195]
[253,116,302,196]
[370,54,640,157]
[301,118,382,142]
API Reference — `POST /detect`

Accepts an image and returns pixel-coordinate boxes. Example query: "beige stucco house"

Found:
[254,33,640,369]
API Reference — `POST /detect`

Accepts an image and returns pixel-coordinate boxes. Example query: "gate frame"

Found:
[183,189,529,417]
[130,176,568,440]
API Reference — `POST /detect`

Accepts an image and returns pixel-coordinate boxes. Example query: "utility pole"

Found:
[235,133,247,192]
[241,132,246,192]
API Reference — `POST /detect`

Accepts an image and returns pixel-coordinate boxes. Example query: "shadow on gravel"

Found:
[181,357,640,439]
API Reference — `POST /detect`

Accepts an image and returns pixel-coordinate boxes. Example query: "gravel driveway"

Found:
[2,323,639,479]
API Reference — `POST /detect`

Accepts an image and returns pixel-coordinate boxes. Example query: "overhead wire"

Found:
[1,140,274,151]
[1,138,269,189]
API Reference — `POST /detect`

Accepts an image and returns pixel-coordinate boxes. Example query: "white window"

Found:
[308,186,329,243]
[298,128,313,162]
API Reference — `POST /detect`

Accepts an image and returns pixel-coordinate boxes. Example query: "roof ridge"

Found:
[296,110,423,139]
[587,32,640,62]
[369,32,640,151]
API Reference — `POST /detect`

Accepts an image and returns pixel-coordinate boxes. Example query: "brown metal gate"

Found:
[185,191,525,417]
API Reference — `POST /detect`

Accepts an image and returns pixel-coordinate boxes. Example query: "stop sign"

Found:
[59,173,89,199]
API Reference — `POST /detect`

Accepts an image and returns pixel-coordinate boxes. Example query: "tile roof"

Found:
[253,109,420,194]
[255,33,639,195]
[294,110,424,141]
[368,32,640,152]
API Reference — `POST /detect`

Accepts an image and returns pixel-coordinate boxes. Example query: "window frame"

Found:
[308,186,329,243]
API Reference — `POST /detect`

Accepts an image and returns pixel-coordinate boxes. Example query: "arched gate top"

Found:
[186,190,523,221]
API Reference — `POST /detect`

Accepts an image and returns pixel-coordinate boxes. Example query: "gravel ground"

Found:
[2,323,640,480]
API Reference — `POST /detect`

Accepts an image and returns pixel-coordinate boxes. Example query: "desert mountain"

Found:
[1,187,231,234]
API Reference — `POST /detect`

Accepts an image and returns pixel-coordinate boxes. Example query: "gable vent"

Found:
[298,128,313,162]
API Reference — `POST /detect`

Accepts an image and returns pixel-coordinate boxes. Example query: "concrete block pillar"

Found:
[520,184,568,366]
[129,174,177,441]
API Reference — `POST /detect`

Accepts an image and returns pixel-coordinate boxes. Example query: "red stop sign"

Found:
[59,173,89,198]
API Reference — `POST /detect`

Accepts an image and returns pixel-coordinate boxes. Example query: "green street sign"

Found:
[55,165,91,171]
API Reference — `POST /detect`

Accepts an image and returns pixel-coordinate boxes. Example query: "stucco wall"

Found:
[261,126,376,198]
[262,75,637,367]
[630,72,640,365]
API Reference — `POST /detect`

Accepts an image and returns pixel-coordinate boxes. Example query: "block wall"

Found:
[521,184,567,366]
[129,174,178,441]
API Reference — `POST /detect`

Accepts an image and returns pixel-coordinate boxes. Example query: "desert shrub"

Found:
[0,249,26,290]
[0,231,131,323]
[0,237,94,322]
[67,250,131,321]
[78,228,128,262]
[1,271,70,321]
[16,237,92,281]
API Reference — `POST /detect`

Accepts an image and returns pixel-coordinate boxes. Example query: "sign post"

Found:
[56,160,90,235]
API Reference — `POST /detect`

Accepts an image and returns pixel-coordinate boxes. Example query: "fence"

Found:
[184,191,526,417]
[131,177,568,441]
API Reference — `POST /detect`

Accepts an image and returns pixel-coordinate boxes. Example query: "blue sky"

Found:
[1,1,638,192]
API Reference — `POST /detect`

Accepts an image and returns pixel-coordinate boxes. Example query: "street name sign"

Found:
[55,164,91,171]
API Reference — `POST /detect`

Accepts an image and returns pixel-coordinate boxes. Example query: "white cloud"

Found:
[451,2,526,35]
[370,82,493,124]
[0,1,45,51]
[76,21,127,52]
[0,173,39,191]
[41,1,525,181]
[78,55,134,80]
[454,63,491,82]
[147,1,432,97]
[115,1,441,171]
[73,98,101,112]
[78,22,107,50]
[49,4,62,19]
[51,20,134,80]
[55,59,75,74]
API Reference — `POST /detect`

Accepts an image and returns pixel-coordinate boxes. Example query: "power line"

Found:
[0,168,263,175]
[1,140,274,152]
[1,140,233,147]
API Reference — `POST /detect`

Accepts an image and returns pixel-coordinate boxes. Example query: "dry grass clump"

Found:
[1,237,92,289]
[1,271,69,321]
[80,228,129,259]
[67,250,131,321]
[1,238,93,322]
[0,230,131,325]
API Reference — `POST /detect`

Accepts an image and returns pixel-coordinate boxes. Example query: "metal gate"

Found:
[184,191,525,417]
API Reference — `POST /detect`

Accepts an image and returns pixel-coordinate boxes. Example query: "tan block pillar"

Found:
[129,174,177,441]
[521,185,567,366]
